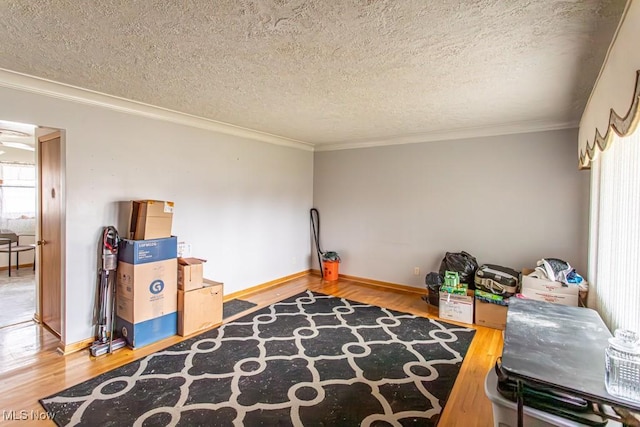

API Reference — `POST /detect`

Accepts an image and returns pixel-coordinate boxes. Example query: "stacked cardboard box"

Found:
[177,258,223,336]
[439,289,474,324]
[474,289,509,330]
[116,236,178,348]
[475,299,508,330]
[126,200,174,240]
[178,258,206,292]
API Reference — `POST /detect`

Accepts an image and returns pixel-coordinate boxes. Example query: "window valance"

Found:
[578,0,640,169]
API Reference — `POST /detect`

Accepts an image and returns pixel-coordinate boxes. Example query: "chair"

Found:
[0,231,36,277]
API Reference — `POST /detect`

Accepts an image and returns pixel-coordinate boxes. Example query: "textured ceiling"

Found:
[0,0,626,148]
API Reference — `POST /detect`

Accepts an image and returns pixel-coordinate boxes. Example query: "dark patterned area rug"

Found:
[222,298,257,319]
[41,290,475,426]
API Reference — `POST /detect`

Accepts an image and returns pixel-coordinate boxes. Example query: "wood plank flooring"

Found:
[0,274,503,426]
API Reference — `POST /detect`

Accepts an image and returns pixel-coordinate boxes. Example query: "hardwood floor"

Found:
[0,274,503,426]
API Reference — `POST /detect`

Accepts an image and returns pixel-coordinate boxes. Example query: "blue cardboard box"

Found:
[116,236,178,348]
[116,312,177,348]
[118,236,177,265]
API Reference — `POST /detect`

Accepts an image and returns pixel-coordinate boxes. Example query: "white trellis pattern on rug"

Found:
[41,290,475,426]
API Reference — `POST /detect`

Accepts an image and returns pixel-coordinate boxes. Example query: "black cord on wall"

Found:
[310,208,324,278]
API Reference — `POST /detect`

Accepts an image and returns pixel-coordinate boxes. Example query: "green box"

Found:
[441,282,468,295]
[444,270,460,287]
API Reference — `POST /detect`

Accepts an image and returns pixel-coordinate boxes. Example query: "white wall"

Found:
[313,128,590,288]
[0,86,314,344]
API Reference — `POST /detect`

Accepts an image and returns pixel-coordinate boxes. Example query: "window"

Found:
[0,162,36,235]
[589,129,640,332]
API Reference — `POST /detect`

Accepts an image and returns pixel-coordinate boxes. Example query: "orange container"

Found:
[323,260,340,281]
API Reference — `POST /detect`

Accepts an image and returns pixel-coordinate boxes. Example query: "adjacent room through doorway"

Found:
[0,124,37,329]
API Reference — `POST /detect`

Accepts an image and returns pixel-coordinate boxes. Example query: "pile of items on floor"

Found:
[115,199,223,349]
[423,251,588,330]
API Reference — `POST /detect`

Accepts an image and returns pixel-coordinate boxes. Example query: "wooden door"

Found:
[39,131,62,337]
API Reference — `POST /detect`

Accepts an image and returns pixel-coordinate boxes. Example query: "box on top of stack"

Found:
[178,257,207,292]
[128,200,174,241]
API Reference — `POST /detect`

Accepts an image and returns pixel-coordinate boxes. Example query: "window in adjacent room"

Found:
[0,162,36,235]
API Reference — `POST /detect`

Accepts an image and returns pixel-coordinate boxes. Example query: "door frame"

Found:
[36,129,66,345]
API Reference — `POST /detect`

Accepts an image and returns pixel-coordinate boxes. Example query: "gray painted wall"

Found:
[313,128,590,288]
[0,86,314,344]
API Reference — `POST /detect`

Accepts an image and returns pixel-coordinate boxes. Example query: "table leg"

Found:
[517,380,524,427]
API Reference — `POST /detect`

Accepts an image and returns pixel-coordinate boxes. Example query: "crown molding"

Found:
[313,119,579,152]
[0,69,580,154]
[0,68,314,152]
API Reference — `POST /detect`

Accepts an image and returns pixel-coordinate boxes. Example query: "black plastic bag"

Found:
[424,272,443,307]
[425,272,443,289]
[438,251,478,289]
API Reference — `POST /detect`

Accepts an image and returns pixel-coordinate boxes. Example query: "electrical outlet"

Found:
[414,267,420,276]
[177,242,192,257]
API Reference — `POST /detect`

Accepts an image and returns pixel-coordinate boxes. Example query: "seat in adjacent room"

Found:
[0,231,35,277]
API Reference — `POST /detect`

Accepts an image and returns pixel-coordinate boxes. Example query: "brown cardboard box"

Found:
[130,200,174,240]
[178,257,206,291]
[116,259,178,323]
[474,299,508,330]
[178,280,223,336]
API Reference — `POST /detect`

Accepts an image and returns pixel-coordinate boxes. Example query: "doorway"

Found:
[0,119,63,346]
[0,121,38,329]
